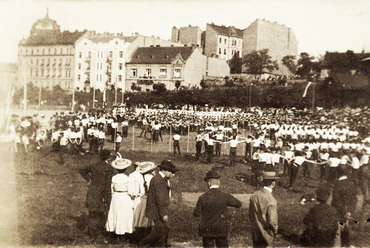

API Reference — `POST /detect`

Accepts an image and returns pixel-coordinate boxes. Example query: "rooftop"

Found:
[207,23,243,38]
[127,46,196,64]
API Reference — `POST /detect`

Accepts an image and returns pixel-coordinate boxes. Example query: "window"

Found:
[26,49,28,55]
[130,68,137,77]
[59,59,62,65]
[30,59,33,64]
[41,59,44,65]
[119,63,123,70]
[53,58,56,65]
[31,49,33,55]
[37,49,39,53]
[60,48,63,54]
[97,75,99,81]
[47,59,50,65]
[54,48,57,54]
[219,38,222,43]
[79,52,82,58]
[88,51,91,58]
[78,63,81,70]
[30,69,32,76]
[41,70,44,77]
[48,48,51,54]
[118,75,122,82]
[108,74,112,82]
[78,74,81,81]
[97,63,99,70]
[174,68,181,77]
[119,51,123,58]
[35,70,38,77]
[67,70,71,77]
[100,63,103,70]
[159,69,167,78]
[145,68,151,77]
[43,49,45,55]
[224,39,227,44]
[97,51,100,58]
[36,59,38,65]
[100,75,102,81]
[219,48,222,54]
[101,52,104,58]
[109,51,113,58]
[224,49,226,55]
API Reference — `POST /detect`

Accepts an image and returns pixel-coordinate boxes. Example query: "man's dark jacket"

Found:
[331,178,358,220]
[193,188,242,237]
[79,160,113,212]
[145,173,171,221]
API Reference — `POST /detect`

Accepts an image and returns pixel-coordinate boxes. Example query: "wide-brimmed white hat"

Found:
[137,162,157,174]
[112,158,132,170]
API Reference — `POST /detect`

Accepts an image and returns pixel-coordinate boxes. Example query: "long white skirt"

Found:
[105,192,134,235]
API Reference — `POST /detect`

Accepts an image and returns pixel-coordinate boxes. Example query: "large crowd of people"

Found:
[2,105,370,247]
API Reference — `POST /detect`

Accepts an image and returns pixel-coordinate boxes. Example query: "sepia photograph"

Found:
[1,0,370,247]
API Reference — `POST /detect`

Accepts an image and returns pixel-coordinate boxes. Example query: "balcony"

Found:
[106,68,112,75]
[85,56,91,62]
[106,56,113,63]
[85,67,91,74]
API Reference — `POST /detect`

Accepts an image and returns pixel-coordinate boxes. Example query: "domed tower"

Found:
[30,8,60,36]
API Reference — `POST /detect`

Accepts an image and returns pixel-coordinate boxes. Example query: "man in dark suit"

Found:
[301,187,340,247]
[331,164,358,247]
[249,171,279,248]
[193,170,242,248]
[79,150,114,240]
[137,160,178,247]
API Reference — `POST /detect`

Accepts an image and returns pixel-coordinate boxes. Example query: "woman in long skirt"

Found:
[106,158,134,236]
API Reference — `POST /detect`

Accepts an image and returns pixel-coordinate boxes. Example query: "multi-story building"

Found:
[74,32,182,92]
[171,25,203,50]
[18,10,86,91]
[125,45,230,91]
[204,23,243,61]
[243,19,298,63]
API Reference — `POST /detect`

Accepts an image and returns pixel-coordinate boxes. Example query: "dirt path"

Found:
[0,143,19,246]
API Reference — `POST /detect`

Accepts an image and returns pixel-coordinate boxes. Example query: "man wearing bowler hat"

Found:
[249,171,279,248]
[138,160,178,247]
[193,170,242,248]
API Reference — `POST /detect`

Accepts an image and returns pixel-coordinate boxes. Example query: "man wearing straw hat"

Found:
[79,149,115,240]
[138,160,178,247]
[249,171,279,248]
[193,170,242,248]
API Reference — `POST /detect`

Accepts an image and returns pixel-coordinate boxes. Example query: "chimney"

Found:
[189,25,192,27]
[157,36,160,39]
[135,32,139,36]
[156,45,160,47]
[151,35,155,38]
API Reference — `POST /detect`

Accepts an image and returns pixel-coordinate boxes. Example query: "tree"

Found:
[131,83,141,91]
[281,55,297,74]
[175,80,181,90]
[297,52,313,78]
[199,79,208,89]
[224,76,234,87]
[229,52,242,73]
[243,49,276,75]
[152,83,167,94]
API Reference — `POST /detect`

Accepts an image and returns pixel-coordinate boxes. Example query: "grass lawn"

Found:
[13,128,370,247]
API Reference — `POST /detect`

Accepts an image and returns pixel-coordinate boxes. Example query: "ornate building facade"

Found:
[18,10,86,91]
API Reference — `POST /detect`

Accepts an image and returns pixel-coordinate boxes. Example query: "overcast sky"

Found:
[1,0,370,63]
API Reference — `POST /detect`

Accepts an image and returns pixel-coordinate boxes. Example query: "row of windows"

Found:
[129,68,182,78]
[78,50,124,59]
[77,74,123,82]
[77,63,124,70]
[30,69,71,78]
[22,47,72,56]
[218,48,241,56]
[30,58,71,66]
[218,37,241,46]
[31,81,71,89]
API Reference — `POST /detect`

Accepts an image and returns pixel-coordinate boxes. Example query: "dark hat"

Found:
[204,170,221,182]
[100,150,112,161]
[260,171,280,180]
[315,187,331,203]
[159,160,178,173]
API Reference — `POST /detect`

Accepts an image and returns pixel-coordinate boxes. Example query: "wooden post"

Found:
[169,125,172,153]
[187,125,190,153]
[132,125,134,151]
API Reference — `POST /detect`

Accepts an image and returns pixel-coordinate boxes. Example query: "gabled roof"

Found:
[331,73,370,90]
[207,23,243,38]
[127,46,195,64]
[321,51,370,68]
[87,34,137,44]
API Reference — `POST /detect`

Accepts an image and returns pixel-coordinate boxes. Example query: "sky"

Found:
[1,0,370,63]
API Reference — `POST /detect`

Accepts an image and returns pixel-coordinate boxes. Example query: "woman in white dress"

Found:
[131,161,157,242]
[105,158,134,236]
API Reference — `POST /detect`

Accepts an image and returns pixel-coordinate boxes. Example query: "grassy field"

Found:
[11,128,370,247]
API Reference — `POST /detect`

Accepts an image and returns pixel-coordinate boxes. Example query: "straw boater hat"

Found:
[137,162,157,174]
[112,158,132,170]
[260,171,280,180]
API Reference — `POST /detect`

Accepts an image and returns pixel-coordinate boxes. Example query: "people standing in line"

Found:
[249,171,279,248]
[205,132,215,164]
[289,150,305,190]
[301,187,340,247]
[115,133,122,153]
[97,127,106,154]
[331,164,358,247]
[193,170,242,248]
[215,130,223,157]
[137,160,178,247]
[79,150,114,241]
[173,132,181,157]
[105,158,134,241]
